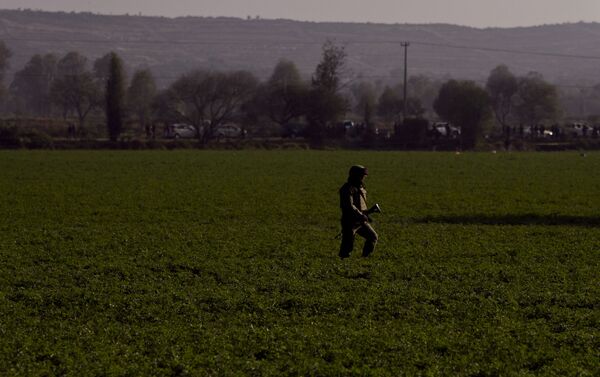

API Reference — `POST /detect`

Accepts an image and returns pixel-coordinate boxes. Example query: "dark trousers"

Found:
[339,222,378,258]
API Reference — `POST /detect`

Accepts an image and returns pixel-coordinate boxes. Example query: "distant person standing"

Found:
[338,165,378,258]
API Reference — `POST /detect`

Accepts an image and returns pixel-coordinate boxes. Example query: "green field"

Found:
[0,151,598,376]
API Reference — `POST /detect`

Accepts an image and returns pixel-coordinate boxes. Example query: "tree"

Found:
[351,81,377,119]
[306,40,348,141]
[312,40,346,93]
[351,81,377,142]
[0,41,12,104]
[406,75,440,116]
[202,70,258,142]
[9,54,57,115]
[93,53,112,83]
[377,86,402,123]
[51,52,101,133]
[377,85,424,125]
[106,52,126,142]
[166,70,258,143]
[57,51,88,76]
[258,59,307,129]
[151,89,174,134]
[127,69,157,138]
[386,73,441,116]
[514,72,560,125]
[434,80,491,149]
[404,97,425,118]
[486,65,518,130]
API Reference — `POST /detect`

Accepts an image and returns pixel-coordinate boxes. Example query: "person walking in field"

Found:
[338,165,378,259]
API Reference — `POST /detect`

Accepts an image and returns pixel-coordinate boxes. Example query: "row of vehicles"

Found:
[164,123,245,139]
[164,121,598,140]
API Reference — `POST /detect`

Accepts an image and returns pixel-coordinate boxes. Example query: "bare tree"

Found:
[486,65,518,130]
[166,70,258,144]
[51,52,101,134]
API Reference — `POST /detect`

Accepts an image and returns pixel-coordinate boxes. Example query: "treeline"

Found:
[0,39,592,149]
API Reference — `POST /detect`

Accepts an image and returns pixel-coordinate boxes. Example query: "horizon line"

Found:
[0,7,598,30]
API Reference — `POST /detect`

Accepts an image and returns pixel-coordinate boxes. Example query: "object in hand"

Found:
[365,203,382,215]
[364,203,382,222]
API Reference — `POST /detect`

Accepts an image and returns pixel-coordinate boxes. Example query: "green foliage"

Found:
[515,72,561,125]
[377,85,425,125]
[486,65,518,128]
[0,40,11,101]
[106,52,126,142]
[312,40,346,93]
[377,85,402,123]
[20,129,54,149]
[306,41,348,142]
[92,53,112,83]
[434,80,492,149]
[56,51,88,77]
[0,151,598,376]
[128,69,157,138]
[51,52,101,130]
[304,87,348,141]
[256,60,307,128]
[351,81,376,117]
[9,53,57,116]
[0,124,20,147]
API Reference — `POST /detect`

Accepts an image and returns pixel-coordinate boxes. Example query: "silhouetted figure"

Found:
[338,165,378,259]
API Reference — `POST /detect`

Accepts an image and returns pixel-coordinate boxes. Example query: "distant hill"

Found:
[1,9,600,88]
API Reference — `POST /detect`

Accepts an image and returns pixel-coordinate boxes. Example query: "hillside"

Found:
[1,9,600,87]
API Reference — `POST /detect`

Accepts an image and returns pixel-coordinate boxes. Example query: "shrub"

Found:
[0,126,22,148]
[22,129,54,149]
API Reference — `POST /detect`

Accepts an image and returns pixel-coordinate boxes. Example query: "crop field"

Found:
[0,150,598,376]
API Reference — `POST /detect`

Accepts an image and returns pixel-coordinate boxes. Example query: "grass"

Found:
[0,150,598,376]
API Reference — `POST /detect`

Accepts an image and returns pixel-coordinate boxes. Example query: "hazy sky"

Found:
[1,0,599,28]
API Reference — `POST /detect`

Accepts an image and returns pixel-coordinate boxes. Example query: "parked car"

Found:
[342,120,355,130]
[566,122,589,137]
[430,122,460,138]
[215,123,244,138]
[164,123,197,139]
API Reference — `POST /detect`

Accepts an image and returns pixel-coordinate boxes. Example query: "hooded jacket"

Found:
[339,179,368,225]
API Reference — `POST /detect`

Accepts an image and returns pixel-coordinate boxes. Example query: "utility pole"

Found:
[401,42,410,122]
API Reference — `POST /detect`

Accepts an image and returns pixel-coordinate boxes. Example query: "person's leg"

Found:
[339,226,355,259]
[356,223,378,257]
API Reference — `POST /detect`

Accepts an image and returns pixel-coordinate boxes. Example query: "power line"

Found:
[409,40,600,61]
[1,36,321,46]
[4,35,600,60]
[4,36,600,91]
